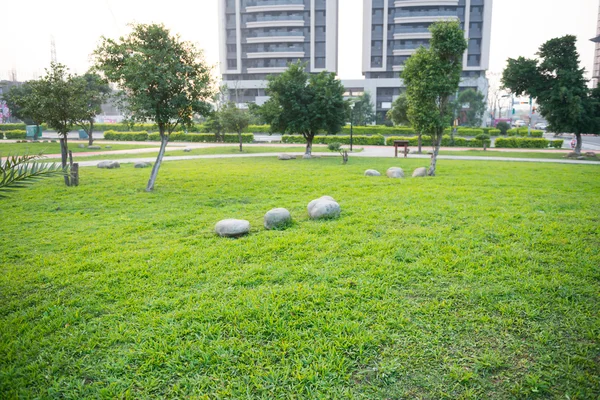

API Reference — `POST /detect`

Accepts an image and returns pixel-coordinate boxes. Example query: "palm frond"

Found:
[0,154,67,198]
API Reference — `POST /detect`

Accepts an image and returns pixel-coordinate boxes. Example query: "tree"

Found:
[0,154,65,197]
[455,89,485,127]
[3,82,46,138]
[205,85,228,142]
[94,23,214,191]
[502,35,596,155]
[350,92,375,126]
[220,102,250,152]
[387,93,423,153]
[73,72,111,146]
[258,62,347,158]
[36,63,88,186]
[402,21,467,176]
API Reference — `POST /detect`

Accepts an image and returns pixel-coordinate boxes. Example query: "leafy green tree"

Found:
[94,23,214,191]
[3,82,46,138]
[350,92,375,126]
[387,94,423,153]
[0,154,65,197]
[73,72,111,146]
[502,35,596,155]
[258,62,347,157]
[496,121,510,135]
[220,102,250,152]
[36,63,88,186]
[455,89,485,127]
[402,21,467,176]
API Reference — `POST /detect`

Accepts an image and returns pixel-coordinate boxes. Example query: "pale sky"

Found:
[1,0,598,83]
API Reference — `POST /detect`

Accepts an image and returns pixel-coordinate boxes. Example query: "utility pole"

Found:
[527,96,532,136]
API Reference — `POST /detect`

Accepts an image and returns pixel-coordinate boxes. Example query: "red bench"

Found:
[394,140,409,158]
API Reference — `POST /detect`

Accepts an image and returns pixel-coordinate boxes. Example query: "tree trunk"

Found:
[238,132,243,152]
[574,132,582,155]
[428,132,443,177]
[60,137,71,186]
[418,133,422,154]
[35,123,41,141]
[304,135,313,158]
[88,121,94,146]
[146,131,169,192]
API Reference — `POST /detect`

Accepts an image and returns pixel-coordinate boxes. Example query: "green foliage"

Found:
[387,94,410,127]
[148,132,254,143]
[2,82,46,127]
[282,134,384,146]
[502,35,596,153]
[455,89,486,127]
[4,130,27,139]
[258,62,347,155]
[402,21,468,175]
[1,157,598,398]
[72,72,111,140]
[0,154,65,197]
[350,92,375,126]
[496,122,510,135]
[219,102,251,150]
[495,137,550,148]
[385,135,489,147]
[0,124,27,131]
[103,130,149,141]
[507,128,544,137]
[445,128,484,136]
[487,129,501,136]
[327,142,342,152]
[550,139,564,149]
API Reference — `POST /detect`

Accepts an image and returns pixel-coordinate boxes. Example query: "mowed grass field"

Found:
[1,157,599,399]
[0,141,158,155]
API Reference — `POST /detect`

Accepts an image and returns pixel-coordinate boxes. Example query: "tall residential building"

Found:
[344,0,493,122]
[591,1,600,88]
[218,0,339,107]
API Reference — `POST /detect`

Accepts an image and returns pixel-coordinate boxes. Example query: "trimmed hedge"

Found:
[94,123,211,133]
[495,138,550,148]
[550,140,564,149]
[104,130,149,141]
[384,135,490,147]
[0,124,27,131]
[507,128,544,138]
[4,130,27,139]
[282,135,385,146]
[148,132,254,143]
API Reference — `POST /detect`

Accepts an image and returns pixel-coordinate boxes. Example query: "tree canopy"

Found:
[219,102,250,152]
[72,72,111,145]
[386,94,409,126]
[257,62,347,157]
[455,89,485,127]
[350,92,375,126]
[3,81,45,129]
[94,23,215,191]
[402,21,467,175]
[502,35,598,154]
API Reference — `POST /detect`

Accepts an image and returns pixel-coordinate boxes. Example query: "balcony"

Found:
[246,32,305,44]
[246,0,305,13]
[394,0,459,7]
[246,51,305,59]
[393,28,432,40]
[247,67,289,74]
[246,15,305,29]
[394,10,459,24]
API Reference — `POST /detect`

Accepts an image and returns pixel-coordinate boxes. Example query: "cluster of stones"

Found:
[365,167,428,178]
[215,195,340,238]
[567,151,596,160]
[97,161,120,169]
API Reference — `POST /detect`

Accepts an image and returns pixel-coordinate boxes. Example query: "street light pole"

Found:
[349,103,355,152]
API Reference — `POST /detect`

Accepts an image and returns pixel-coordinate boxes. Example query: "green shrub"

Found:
[488,129,501,136]
[4,130,27,139]
[0,124,27,131]
[282,135,385,146]
[247,125,271,134]
[386,136,432,146]
[496,122,510,135]
[495,137,550,149]
[149,133,254,143]
[103,130,149,141]
[507,128,544,138]
[550,140,564,149]
[341,125,416,136]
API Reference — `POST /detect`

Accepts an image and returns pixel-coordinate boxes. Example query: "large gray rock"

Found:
[183,148,192,153]
[309,200,341,220]
[307,196,336,214]
[97,161,120,169]
[105,146,112,149]
[215,219,250,238]
[88,145,101,150]
[386,167,405,179]
[412,167,428,177]
[134,162,152,168]
[264,208,292,230]
[77,144,85,148]
[364,169,381,176]
[278,154,296,160]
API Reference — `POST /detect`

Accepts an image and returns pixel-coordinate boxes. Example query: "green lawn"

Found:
[439,150,592,160]
[0,141,158,155]
[1,157,599,398]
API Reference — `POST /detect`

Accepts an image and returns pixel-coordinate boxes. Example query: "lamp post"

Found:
[349,102,355,152]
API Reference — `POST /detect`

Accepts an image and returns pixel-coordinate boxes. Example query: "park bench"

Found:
[393,140,410,158]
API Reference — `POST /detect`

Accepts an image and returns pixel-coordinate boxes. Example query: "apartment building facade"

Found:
[218,0,339,106]
[348,0,493,122]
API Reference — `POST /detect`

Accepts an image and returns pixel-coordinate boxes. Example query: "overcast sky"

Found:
[1,0,598,84]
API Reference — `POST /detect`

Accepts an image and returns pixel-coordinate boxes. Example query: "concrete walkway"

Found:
[74,151,600,167]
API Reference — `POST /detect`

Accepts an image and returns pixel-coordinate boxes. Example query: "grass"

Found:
[0,141,158,155]
[1,157,599,398]
[439,149,596,160]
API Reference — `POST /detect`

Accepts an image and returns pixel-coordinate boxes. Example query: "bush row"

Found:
[149,133,254,143]
[104,130,150,141]
[386,135,491,148]
[507,128,544,138]
[3,130,27,139]
[281,135,386,146]
[495,138,552,148]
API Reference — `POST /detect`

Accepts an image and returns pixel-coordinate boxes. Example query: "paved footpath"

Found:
[74,150,600,167]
